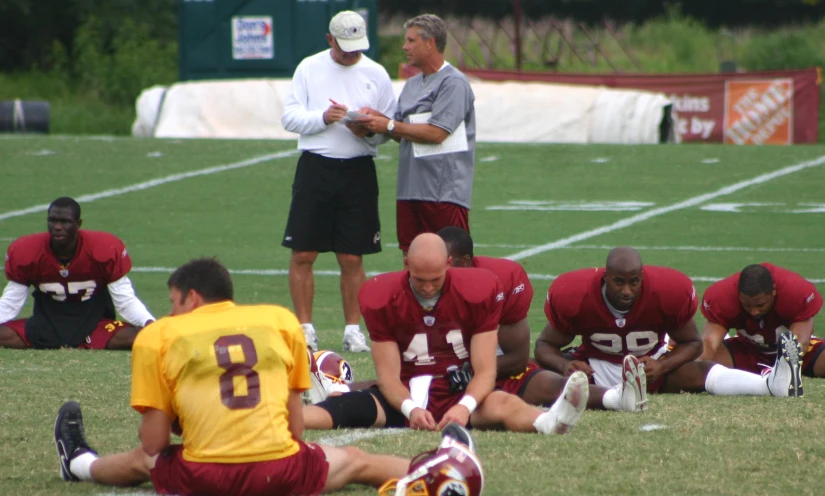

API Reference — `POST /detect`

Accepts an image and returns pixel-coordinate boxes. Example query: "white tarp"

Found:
[132,78,674,144]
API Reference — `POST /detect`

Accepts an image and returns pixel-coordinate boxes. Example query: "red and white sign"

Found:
[232,16,274,60]
[457,67,820,144]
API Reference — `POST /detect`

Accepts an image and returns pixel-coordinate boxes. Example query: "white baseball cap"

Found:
[329,11,369,52]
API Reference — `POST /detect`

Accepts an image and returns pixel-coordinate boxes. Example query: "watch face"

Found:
[387,120,395,131]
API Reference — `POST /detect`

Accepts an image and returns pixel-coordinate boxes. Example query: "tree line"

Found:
[2,0,823,72]
[380,0,825,25]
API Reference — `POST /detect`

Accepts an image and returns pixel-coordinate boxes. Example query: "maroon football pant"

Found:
[396,200,469,252]
[151,442,328,496]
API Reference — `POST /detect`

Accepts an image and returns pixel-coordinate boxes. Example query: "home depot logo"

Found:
[723,79,793,145]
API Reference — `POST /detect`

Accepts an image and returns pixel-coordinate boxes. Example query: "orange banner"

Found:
[724,79,793,145]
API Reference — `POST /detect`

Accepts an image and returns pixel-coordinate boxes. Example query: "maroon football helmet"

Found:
[384,437,484,496]
[313,350,354,384]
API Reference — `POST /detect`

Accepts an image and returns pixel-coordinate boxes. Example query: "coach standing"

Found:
[281,10,396,353]
[359,14,476,253]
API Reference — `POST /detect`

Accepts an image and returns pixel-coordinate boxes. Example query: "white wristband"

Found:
[458,395,477,414]
[400,399,416,419]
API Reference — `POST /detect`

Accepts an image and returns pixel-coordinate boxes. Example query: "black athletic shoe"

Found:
[441,422,477,454]
[55,401,97,481]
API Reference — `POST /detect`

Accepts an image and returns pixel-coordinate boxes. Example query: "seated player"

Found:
[315,228,646,413]
[0,197,154,349]
[438,226,646,412]
[54,258,411,495]
[304,234,590,436]
[700,263,823,383]
[534,247,803,398]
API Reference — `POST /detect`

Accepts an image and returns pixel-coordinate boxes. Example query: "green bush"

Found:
[626,10,718,73]
[0,16,177,135]
[0,72,134,135]
[378,34,407,78]
[740,28,825,71]
[72,17,178,106]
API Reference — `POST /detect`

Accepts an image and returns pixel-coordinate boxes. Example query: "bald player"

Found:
[303,233,591,435]
[438,226,647,412]
[535,247,803,398]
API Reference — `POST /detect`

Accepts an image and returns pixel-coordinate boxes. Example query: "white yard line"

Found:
[0,150,298,222]
[389,243,825,253]
[133,266,385,278]
[8,238,821,254]
[95,492,155,496]
[131,267,825,284]
[316,428,404,446]
[570,244,825,253]
[502,154,825,261]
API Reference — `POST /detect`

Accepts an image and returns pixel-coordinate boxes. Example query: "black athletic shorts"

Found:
[282,151,381,254]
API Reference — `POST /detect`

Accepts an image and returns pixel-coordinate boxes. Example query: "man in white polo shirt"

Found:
[281,10,397,353]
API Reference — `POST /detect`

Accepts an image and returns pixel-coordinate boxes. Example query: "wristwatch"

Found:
[387,119,395,133]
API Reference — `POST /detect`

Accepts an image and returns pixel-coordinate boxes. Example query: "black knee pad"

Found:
[317,390,379,429]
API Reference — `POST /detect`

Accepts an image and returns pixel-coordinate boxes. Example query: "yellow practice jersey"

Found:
[130,301,310,463]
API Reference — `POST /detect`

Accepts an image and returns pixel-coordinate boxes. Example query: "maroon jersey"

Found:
[360,268,503,383]
[545,266,698,364]
[472,256,533,325]
[701,263,822,352]
[4,230,132,348]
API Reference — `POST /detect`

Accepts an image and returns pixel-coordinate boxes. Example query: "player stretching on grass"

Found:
[535,247,803,398]
[0,197,154,350]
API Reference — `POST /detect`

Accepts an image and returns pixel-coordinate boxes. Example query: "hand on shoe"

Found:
[409,408,437,431]
[564,360,594,378]
[436,405,471,430]
[637,356,664,382]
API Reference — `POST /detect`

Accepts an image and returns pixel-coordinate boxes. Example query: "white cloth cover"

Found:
[132,78,674,144]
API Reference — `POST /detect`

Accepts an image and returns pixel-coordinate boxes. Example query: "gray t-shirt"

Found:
[395,64,476,208]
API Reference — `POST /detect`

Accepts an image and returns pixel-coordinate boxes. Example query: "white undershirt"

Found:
[602,284,629,319]
[410,280,441,311]
[108,276,155,327]
[0,281,28,324]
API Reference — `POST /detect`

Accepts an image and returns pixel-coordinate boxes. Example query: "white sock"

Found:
[533,410,558,434]
[69,451,98,481]
[601,386,622,410]
[705,364,770,396]
[302,323,316,334]
[344,324,361,334]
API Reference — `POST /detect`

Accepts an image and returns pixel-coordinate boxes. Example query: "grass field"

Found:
[1,136,825,495]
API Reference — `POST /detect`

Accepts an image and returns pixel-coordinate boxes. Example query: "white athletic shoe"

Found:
[342,328,371,353]
[303,325,319,353]
[304,369,334,405]
[767,331,803,398]
[534,371,589,435]
[620,355,648,412]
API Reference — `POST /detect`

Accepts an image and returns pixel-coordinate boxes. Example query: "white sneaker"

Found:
[534,371,589,435]
[304,369,334,405]
[342,328,370,353]
[767,331,803,397]
[620,355,648,412]
[303,325,319,353]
